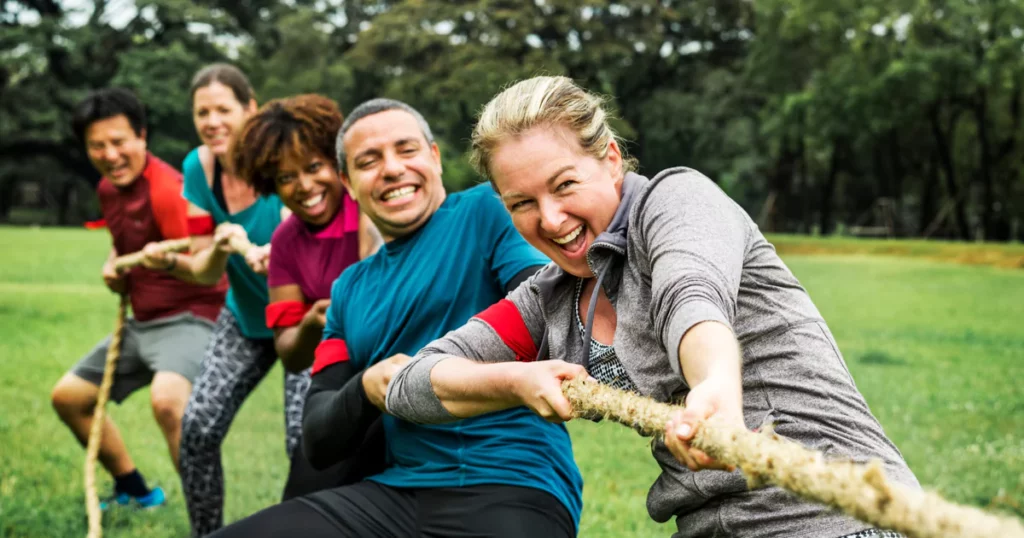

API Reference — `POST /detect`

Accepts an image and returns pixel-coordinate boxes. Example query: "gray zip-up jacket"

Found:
[387,168,919,537]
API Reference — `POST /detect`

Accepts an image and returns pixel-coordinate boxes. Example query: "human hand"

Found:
[510,360,591,423]
[101,260,127,294]
[140,242,176,271]
[363,353,413,410]
[302,299,331,330]
[664,375,744,472]
[244,244,271,275]
[213,223,248,254]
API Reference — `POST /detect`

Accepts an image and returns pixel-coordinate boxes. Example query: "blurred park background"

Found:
[3,0,1024,241]
[2,1,1024,537]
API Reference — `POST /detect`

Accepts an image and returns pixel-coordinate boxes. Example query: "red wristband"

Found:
[313,339,350,375]
[265,300,312,329]
[188,215,215,236]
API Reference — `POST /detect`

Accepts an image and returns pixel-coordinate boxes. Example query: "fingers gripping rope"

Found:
[112,238,192,271]
[228,235,253,256]
[560,378,1024,538]
[84,296,128,538]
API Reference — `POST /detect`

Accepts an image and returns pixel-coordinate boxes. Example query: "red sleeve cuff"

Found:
[313,339,350,375]
[473,299,537,362]
[265,300,311,329]
[188,215,215,236]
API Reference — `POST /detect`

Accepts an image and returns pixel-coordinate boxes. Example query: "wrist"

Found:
[499,362,530,406]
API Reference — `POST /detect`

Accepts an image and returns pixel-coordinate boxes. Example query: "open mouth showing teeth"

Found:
[382,186,416,201]
[552,225,584,245]
[302,194,324,208]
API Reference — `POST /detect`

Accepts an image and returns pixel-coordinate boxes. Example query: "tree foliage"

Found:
[1,0,1022,240]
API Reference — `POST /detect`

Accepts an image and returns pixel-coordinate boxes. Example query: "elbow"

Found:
[276,348,304,374]
[280,357,310,374]
[190,268,221,286]
[386,370,458,425]
[275,340,315,373]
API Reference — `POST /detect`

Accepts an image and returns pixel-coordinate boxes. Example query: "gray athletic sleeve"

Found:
[386,277,547,424]
[637,171,751,378]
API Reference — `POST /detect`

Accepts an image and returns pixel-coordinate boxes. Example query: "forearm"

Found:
[302,370,380,469]
[275,324,322,373]
[386,355,522,424]
[175,245,230,285]
[677,321,743,392]
[432,357,524,415]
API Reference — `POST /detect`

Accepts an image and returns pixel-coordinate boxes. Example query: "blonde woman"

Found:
[384,76,919,538]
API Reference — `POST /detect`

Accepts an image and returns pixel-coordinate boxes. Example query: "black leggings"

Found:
[210,480,576,538]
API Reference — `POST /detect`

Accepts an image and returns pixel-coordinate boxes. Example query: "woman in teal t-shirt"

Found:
[140,63,294,536]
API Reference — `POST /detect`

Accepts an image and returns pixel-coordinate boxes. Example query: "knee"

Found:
[151,393,186,431]
[51,377,96,417]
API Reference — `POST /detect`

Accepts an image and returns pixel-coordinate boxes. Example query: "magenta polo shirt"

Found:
[268,192,361,301]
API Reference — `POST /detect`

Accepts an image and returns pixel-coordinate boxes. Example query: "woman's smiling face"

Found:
[274,153,344,227]
[490,124,623,278]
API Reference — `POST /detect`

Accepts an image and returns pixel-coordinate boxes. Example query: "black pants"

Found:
[210,481,576,538]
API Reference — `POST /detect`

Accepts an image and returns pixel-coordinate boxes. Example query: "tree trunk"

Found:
[887,131,905,236]
[0,175,16,223]
[973,92,994,240]
[928,104,970,239]
[919,157,938,235]
[57,178,75,226]
[819,140,842,235]
[768,138,799,233]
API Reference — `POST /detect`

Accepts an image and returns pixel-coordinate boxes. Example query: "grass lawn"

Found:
[1,227,1022,537]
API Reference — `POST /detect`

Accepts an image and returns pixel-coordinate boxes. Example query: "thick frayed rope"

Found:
[84,295,128,538]
[562,378,1024,538]
[112,237,192,271]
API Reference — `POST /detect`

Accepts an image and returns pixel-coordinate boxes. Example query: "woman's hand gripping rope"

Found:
[213,222,255,256]
[560,377,1024,538]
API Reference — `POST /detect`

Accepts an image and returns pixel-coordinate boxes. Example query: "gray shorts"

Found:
[71,312,214,404]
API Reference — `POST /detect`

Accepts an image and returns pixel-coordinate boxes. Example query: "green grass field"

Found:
[1,227,1022,537]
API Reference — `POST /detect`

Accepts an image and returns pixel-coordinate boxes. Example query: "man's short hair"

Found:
[71,88,147,144]
[335,98,434,174]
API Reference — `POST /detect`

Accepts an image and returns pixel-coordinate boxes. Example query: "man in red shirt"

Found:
[50,88,227,510]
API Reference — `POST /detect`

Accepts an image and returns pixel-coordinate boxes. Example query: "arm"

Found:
[664,321,744,472]
[145,147,237,284]
[139,201,232,285]
[386,281,586,424]
[302,358,381,469]
[302,293,393,470]
[143,220,248,285]
[268,284,329,373]
[639,171,749,471]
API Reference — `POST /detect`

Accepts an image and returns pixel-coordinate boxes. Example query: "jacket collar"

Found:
[586,171,648,264]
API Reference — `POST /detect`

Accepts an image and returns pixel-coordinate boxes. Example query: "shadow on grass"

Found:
[857,350,906,366]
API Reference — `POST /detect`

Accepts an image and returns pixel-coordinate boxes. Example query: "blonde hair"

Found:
[470,76,637,182]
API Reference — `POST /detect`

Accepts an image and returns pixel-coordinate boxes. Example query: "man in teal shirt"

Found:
[208,99,582,537]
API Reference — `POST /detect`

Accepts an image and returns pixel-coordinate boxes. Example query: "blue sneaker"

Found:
[99,486,166,511]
